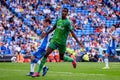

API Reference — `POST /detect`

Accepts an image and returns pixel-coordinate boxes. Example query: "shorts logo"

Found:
[111,49,115,54]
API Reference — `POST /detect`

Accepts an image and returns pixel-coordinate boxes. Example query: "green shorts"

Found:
[48,41,66,55]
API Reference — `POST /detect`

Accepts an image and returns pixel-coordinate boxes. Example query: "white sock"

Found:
[104,58,109,67]
[30,63,36,72]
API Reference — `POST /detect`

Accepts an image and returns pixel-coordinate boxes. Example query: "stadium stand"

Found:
[0,0,120,62]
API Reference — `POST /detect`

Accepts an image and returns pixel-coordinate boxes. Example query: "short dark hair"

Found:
[63,8,69,12]
[44,19,51,24]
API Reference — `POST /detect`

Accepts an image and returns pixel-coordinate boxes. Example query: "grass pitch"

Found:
[0,62,120,80]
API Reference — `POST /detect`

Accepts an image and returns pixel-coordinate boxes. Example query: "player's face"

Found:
[43,21,48,27]
[111,26,115,32]
[62,9,68,18]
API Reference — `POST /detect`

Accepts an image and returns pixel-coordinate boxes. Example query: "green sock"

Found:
[38,57,47,73]
[64,56,73,62]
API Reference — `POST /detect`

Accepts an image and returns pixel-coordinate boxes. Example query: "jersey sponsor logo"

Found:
[57,26,64,30]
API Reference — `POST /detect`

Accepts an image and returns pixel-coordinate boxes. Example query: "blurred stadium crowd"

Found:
[0,0,120,62]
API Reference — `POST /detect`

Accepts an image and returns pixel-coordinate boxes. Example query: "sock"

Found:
[104,57,109,67]
[64,56,73,62]
[38,57,47,73]
[30,63,36,72]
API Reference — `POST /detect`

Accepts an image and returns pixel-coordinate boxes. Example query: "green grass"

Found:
[0,62,120,80]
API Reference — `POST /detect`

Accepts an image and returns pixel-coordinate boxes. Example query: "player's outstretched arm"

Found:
[70,30,84,47]
[46,25,56,35]
[40,26,56,39]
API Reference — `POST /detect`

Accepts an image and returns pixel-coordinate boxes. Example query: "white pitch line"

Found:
[49,71,106,76]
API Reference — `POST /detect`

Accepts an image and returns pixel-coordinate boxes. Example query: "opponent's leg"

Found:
[59,45,77,68]
[32,47,53,77]
[103,46,110,69]
[27,49,45,76]
[103,58,109,69]
[26,56,36,76]
[64,56,76,68]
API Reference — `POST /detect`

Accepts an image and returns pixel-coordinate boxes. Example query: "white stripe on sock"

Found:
[30,63,35,72]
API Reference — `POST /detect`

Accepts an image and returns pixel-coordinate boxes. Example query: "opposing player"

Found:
[26,19,52,76]
[32,8,83,77]
[103,24,120,69]
[98,44,104,62]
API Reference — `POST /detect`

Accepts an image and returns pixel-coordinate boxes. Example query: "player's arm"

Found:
[40,25,56,39]
[46,25,56,35]
[111,35,117,40]
[70,30,84,47]
[108,32,118,40]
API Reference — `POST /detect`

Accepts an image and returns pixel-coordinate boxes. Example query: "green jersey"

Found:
[51,18,73,45]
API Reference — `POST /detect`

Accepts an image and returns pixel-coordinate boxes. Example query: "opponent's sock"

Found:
[38,57,47,73]
[104,57,109,67]
[64,56,73,62]
[30,63,36,72]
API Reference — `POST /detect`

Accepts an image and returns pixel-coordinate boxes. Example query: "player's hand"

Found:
[39,36,42,40]
[41,32,47,38]
[108,33,112,36]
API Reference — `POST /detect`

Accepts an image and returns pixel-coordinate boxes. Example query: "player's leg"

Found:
[26,53,36,76]
[64,55,77,68]
[98,54,103,62]
[113,48,120,61]
[38,47,53,72]
[37,49,49,76]
[103,53,109,69]
[32,49,46,65]
[32,50,49,76]
[64,55,73,62]
[32,41,57,77]
[27,51,40,76]
[59,45,77,68]
[59,53,64,62]
[27,49,45,76]
[32,47,53,77]
[103,46,110,69]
